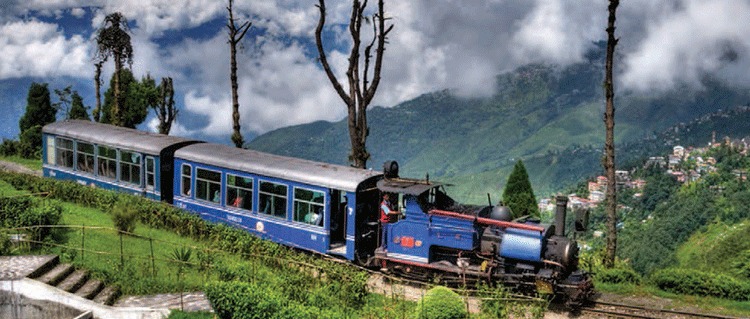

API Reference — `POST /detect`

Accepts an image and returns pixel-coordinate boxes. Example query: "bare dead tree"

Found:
[315,0,393,168]
[227,0,251,148]
[154,77,177,135]
[93,61,104,122]
[603,0,619,268]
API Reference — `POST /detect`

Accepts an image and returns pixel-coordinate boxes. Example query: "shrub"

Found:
[413,286,467,319]
[0,195,62,241]
[651,268,750,300]
[205,281,329,319]
[111,198,138,234]
[0,139,19,156]
[0,229,11,256]
[596,267,642,285]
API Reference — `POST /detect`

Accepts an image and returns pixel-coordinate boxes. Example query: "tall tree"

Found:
[502,160,539,219]
[100,69,148,128]
[315,0,393,168]
[93,60,104,122]
[19,82,56,158]
[226,0,251,148]
[95,12,133,127]
[19,82,56,133]
[69,91,90,121]
[153,77,178,135]
[603,0,619,268]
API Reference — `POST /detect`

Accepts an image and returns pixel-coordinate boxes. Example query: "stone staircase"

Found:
[27,256,120,306]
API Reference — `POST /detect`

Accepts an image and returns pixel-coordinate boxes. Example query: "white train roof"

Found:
[43,120,200,155]
[175,143,382,192]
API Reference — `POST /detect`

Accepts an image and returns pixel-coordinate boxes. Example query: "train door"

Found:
[330,190,347,247]
[353,187,380,264]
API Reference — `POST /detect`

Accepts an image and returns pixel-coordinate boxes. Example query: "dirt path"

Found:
[0,160,41,176]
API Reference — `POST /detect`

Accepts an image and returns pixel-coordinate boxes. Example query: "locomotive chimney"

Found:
[555,195,568,236]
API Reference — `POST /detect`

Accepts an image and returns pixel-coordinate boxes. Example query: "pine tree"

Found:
[18,82,56,158]
[68,91,90,120]
[19,82,56,132]
[100,69,148,128]
[502,160,539,219]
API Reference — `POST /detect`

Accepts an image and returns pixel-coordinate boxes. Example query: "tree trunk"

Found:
[230,35,242,147]
[603,0,619,269]
[227,0,250,148]
[93,62,102,122]
[113,54,122,126]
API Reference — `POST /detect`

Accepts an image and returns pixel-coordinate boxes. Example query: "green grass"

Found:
[0,155,42,171]
[167,310,214,319]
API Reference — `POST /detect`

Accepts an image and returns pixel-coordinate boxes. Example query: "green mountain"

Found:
[248,49,750,204]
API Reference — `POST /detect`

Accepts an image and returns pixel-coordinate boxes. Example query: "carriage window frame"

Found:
[97,145,117,180]
[46,136,55,165]
[75,142,95,174]
[226,173,253,213]
[293,187,325,227]
[145,156,155,190]
[196,167,222,204]
[119,150,141,186]
[181,164,192,197]
[54,137,74,169]
[258,180,287,219]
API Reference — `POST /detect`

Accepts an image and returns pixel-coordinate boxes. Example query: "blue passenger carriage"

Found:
[42,120,200,202]
[172,143,383,260]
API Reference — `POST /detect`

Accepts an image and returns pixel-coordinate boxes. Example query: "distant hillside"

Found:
[248,47,750,204]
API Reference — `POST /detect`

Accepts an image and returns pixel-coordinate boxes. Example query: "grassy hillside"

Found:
[248,49,750,203]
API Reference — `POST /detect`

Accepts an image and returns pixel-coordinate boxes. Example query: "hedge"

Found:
[651,268,750,300]
[0,195,62,241]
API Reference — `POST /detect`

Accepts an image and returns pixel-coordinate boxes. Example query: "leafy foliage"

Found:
[412,286,467,319]
[100,69,149,128]
[69,91,90,120]
[0,195,63,242]
[0,229,11,256]
[502,160,539,219]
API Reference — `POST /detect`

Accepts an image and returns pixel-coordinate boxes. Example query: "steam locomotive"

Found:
[42,120,593,304]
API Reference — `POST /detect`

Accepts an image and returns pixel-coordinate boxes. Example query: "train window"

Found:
[76,142,95,174]
[55,137,74,168]
[226,174,253,212]
[293,188,325,226]
[145,157,155,190]
[196,168,221,204]
[120,150,141,186]
[46,136,55,165]
[181,164,192,197]
[259,181,287,219]
[97,146,117,180]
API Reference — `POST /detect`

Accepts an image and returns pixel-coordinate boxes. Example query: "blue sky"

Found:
[2,0,750,144]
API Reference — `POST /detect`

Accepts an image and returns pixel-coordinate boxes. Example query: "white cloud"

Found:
[621,0,750,91]
[70,8,86,18]
[0,19,91,80]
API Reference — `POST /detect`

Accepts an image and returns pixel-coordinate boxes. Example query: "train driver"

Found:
[379,193,400,250]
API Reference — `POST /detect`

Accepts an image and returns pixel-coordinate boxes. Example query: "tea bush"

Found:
[651,268,750,300]
[596,267,642,285]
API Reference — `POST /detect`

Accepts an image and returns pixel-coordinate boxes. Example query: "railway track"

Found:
[581,300,746,319]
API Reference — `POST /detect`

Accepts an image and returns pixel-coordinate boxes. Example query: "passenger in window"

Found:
[212,190,220,203]
[232,196,243,207]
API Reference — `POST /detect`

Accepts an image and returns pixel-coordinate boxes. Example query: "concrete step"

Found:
[57,269,89,293]
[93,285,120,306]
[37,263,74,286]
[26,255,60,279]
[75,279,104,300]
